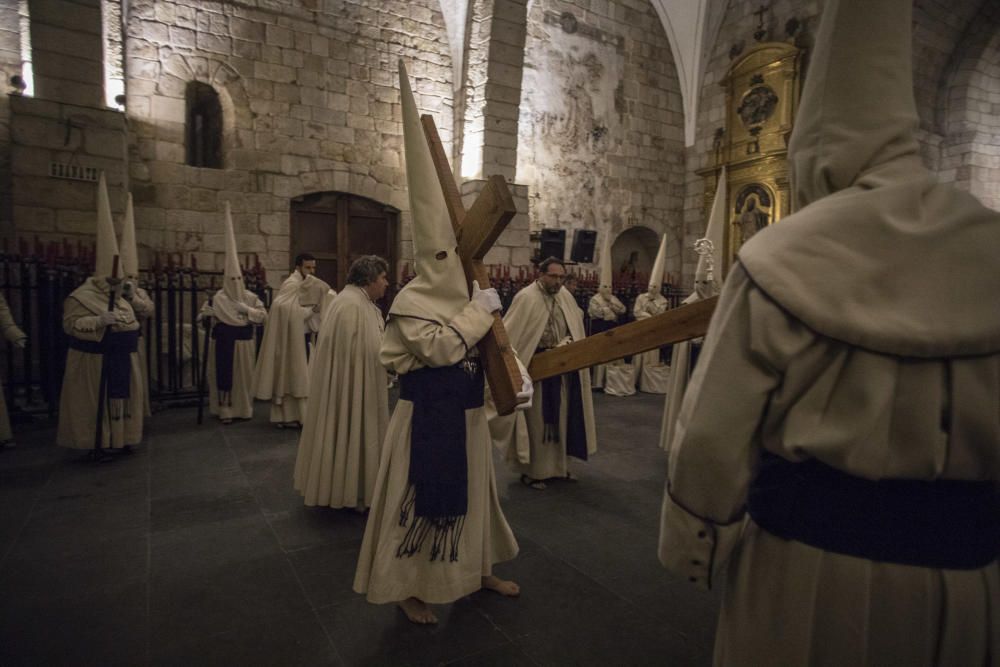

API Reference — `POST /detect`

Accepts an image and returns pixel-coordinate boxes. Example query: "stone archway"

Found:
[610,225,660,275]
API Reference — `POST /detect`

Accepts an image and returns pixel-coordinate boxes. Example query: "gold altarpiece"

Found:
[699,40,804,273]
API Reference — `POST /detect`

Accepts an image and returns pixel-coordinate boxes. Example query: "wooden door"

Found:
[290,192,399,291]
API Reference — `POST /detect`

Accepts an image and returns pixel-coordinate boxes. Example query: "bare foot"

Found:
[398,597,438,624]
[520,474,546,490]
[482,574,520,597]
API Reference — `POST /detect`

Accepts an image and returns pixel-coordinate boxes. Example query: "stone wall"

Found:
[9,94,127,240]
[936,0,1000,211]
[124,0,452,283]
[514,0,686,273]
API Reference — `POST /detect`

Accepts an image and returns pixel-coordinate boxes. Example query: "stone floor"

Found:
[0,391,722,666]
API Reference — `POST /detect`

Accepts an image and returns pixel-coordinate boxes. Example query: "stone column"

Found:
[458,0,528,182]
[27,0,103,107]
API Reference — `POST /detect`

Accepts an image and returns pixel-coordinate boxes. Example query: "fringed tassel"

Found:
[395,486,466,562]
[398,484,416,527]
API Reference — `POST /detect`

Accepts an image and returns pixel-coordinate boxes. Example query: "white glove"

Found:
[98,311,118,327]
[471,280,501,314]
[514,355,533,411]
[199,305,215,320]
[556,336,573,347]
[13,337,26,349]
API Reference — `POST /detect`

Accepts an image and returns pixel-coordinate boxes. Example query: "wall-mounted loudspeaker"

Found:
[539,228,566,261]
[569,229,597,263]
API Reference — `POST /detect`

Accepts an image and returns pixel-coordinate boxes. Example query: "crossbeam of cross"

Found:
[527,296,719,382]
[419,116,525,416]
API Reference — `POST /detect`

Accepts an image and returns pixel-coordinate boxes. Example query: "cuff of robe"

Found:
[658,486,745,591]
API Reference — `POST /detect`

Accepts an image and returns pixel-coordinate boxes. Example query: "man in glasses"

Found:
[489,257,597,490]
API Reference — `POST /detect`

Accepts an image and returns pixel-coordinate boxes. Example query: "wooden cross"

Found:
[527,296,719,381]
[420,116,524,416]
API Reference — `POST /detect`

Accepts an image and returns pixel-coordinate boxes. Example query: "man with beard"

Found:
[490,257,597,489]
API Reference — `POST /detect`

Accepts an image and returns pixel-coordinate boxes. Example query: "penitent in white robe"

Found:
[490,283,597,480]
[586,292,625,389]
[294,285,388,509]
[204,291,267,421]
[254,272,328,423]
[632,292,670,394]
[659,266,999,666]
[354,300,518,604]
[0,294,25,442]
[128,286,155,417]
[57,280,145,449]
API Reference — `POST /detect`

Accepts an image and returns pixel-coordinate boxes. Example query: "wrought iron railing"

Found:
[0,240,271,420]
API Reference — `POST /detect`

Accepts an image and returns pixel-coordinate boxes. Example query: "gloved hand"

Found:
[556,336,573,347]
[98,311,118,327]
[121,280,135,300]
[471,280,501,314]
[13,336,26,349]
[234,302,250,315]
[514,355,533,411]
[199,305,215,320]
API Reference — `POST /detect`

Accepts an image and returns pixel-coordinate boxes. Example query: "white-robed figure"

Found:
[354,62,528,625]
[201,203,267,424]
[0,294,27,444]
[57,174,145,451]
[632,234,671,394]
[294,255,390,510]
[659,168,726,451]
[659,0,1000,664]
[490,257,597,489]
[119,194,155,417]
[253,254,331,427]
[587,238,634,396]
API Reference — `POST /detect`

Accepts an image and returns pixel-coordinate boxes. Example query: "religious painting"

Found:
[731,184,773,250]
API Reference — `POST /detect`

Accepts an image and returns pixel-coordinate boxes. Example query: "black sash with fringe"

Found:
[748,451,1000,570]
[537,348,588,461]
[70,330,140,420]
[213,323,253,405]
[396,359,484,562]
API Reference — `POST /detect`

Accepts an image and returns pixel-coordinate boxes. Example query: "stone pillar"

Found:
[27,0,103,107]
[0,3,22,234]
[459,0,528,182]
[461,179,532,266]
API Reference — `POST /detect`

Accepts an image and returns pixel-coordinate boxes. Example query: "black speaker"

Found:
[569,229,597,263]
[539,228,566,261]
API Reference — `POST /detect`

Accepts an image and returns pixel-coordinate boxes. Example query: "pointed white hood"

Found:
[222,202,246,302]
[120,193,139,280]
[598,234,613,296]
[94,172,120,280]
[739,0,1000,357]
[389,60,469,323]
[647,234,667,292]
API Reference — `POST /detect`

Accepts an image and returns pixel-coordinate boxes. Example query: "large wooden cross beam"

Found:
[528,296,719,381]
[420,115,524,416]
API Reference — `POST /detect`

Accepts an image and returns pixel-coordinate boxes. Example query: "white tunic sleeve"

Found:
[381,301,493,374]
[659,264,812,588]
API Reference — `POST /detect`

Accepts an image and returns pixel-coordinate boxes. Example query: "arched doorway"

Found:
[610,226,660,275]
[290,192,400,290]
